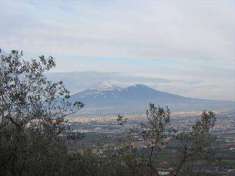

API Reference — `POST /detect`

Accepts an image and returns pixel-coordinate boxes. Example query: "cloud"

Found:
[46,71,235,101]
[0,0,234,60]
[0,0,234,100]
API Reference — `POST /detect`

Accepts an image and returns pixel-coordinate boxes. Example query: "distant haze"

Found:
[47,72,235,101]
[69,84,235,115]
[0,0,235,100]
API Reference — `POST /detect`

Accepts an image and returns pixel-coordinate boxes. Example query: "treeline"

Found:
[0,50,217,176]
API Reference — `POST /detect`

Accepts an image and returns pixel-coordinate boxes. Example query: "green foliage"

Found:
[173,111,216,176]
[0,50,218,176]
[0,50,81,176]
[142,104,171,175]
[0,124,68,176]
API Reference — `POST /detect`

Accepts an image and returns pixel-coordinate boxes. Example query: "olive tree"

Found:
[0,50,82,176]
[171,111,216,176]
[110,104,216,176]
[142,104,171,176]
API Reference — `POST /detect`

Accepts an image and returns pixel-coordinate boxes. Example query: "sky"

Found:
[0,0,235,100]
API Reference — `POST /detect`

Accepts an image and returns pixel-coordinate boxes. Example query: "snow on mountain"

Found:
[94,81,123,92]
[71,84,235,115]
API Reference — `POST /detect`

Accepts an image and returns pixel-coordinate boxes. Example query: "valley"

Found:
[66,111,235,175]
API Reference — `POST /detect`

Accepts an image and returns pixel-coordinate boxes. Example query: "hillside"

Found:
[71,84,235,115]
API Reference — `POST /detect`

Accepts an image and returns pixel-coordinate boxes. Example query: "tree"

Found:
[141,105,216,176]
[172,111,216,176]
[0,50,81,176]
[0,49,218,176]
[142,104,171,176]
[0,50,79,128]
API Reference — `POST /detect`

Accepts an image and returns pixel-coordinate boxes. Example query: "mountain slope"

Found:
[71,84,235,115]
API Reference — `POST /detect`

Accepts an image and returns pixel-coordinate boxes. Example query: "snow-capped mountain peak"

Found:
[71,84,235,115]
[94,81,122,91]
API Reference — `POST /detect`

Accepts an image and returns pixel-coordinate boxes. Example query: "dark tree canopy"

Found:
[0,50,81,132]
[0,50,218,176]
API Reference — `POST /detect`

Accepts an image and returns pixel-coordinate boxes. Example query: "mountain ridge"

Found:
[70,84,235,115]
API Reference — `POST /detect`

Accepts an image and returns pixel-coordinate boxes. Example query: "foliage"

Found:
[0,50,218,176]
[173,111,216,176]
[0,50,80,176]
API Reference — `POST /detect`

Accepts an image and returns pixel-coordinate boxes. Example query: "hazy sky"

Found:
[0,0,235,100]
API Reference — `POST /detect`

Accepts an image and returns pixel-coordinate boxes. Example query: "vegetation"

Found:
[0,50,218,176]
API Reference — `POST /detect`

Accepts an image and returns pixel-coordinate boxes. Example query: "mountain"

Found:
[46,72,170,94]
[71,84,235,115]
